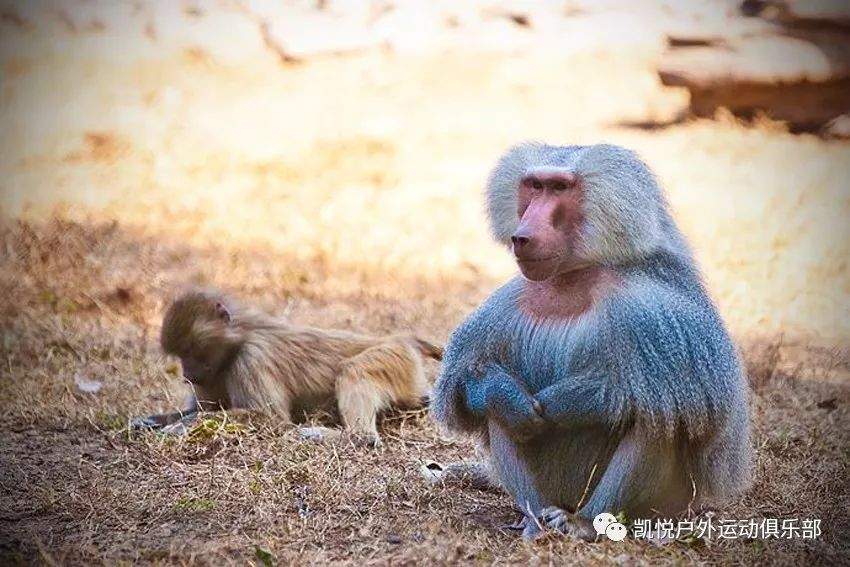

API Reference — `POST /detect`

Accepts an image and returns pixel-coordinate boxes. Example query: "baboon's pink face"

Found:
[513,171,584,281]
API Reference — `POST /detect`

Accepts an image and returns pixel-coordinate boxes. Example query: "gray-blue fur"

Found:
[431,143,752,526]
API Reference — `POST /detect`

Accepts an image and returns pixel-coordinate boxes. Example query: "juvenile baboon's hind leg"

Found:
[336,342,423,446]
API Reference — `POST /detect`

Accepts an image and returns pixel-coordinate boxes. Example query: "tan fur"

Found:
[148,289,441,443]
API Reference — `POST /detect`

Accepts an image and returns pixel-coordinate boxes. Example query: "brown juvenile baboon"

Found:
[134,289,441,444]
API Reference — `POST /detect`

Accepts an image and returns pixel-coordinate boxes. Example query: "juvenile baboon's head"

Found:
[485,142,667,281]
[160,289,243,383]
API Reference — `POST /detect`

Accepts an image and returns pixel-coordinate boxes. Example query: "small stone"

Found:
[74,373,102,394]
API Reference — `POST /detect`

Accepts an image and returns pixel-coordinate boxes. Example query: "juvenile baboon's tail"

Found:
[413,338,443,361]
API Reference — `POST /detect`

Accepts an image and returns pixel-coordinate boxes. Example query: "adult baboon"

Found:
[430,143,751,538]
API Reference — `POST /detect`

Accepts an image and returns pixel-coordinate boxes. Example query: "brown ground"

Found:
[1,2,849,565]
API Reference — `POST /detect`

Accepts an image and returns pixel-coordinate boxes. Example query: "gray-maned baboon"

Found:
[430,143,752,539]
[135,289,441,445]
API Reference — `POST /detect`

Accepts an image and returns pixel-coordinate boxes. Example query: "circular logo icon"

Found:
[593,512,617,536]
[605,522,627,542]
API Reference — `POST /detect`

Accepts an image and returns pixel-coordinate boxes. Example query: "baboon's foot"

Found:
[539,507,597,541]
[502,514,530,531]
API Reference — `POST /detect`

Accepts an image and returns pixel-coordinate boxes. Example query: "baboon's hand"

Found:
[130,410,199,431]
[130,415,163,430]
[462,359,505,418]
[484,372,547,443]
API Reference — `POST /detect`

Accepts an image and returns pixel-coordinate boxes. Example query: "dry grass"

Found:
[0,219,847,566]
[1,2,849,565]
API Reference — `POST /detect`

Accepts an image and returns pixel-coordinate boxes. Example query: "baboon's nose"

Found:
[511,234,531,251]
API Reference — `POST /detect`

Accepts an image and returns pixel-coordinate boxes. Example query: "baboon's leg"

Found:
[336,343,419,443]
[540,429,684,540]
[579,430,682,520]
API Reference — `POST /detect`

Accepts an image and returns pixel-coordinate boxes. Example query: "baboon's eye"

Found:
[551,181,567,192]
[525,177,543,190]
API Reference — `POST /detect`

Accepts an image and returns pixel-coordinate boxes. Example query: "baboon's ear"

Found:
[215,302,232,323]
